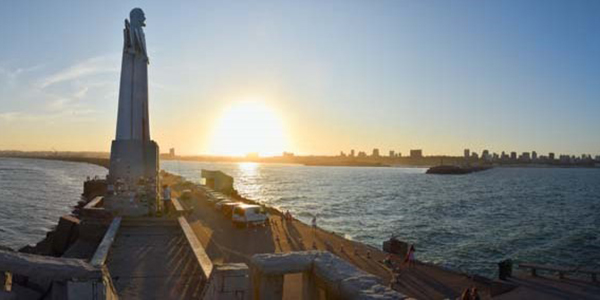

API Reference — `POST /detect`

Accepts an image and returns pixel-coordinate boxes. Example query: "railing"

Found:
[177,216,213,279]
[90,217,122,267]
[519,263,599,282]
[171,197,192,216]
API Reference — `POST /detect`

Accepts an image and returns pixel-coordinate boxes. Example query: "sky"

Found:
[1,1,599,156]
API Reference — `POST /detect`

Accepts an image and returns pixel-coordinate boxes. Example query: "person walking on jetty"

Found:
[162,184,172,215]
[404,244,416,269]
[312,215,317,230]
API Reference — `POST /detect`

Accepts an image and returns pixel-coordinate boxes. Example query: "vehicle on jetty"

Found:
[426,165,492,175]
[232,204,269,227]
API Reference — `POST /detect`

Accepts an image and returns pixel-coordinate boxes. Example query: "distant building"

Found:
[549,152,555,161]
[340,151,346,157]
[464,149,470,159]
[397,152,402,158]
[532,151,538,161]
[510,152,517,160]
[372,148,380,157]
[410,149,423,158]
[493,153,499,161]
[482,150,490,161]
[389,150,395,158]
[471,152,479,160]
[358,151,367,158]
[246,152,259,159]
[520,152,531,162]
[283,152,294,157]
[501,151,508,160]
[350,150,355,157]
[169,148,175,157]
[595,155,600,161]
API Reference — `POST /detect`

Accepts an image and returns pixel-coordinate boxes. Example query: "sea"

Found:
[0,158,107,250]
[1,157,599,278]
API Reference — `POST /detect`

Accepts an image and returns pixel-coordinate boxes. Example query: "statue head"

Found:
[130,8,146,28]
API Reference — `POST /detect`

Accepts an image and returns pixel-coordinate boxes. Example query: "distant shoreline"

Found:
[1,153,598,170]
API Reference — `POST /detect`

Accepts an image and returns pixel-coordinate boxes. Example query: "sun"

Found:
[208,100,289,157]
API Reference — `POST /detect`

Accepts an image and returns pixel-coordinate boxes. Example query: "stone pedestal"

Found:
[109,139,158,184]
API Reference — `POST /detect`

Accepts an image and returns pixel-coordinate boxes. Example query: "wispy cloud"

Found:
[0,108,98,124]
[38,54,119,89]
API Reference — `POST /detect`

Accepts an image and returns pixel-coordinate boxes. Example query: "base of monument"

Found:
[109,139,159,184]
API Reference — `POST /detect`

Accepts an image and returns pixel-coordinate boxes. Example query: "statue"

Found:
[110,8,159,186]
[125,8,148,61]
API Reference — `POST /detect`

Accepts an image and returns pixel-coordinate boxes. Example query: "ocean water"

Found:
[0,158,107,250]
[162,161,600,277]
[1,158,598,278]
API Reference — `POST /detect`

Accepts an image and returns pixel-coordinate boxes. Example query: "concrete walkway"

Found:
[105,218,205,299]
[494,275,600,300]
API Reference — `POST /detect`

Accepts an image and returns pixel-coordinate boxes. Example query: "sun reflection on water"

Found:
[238,162,258,176]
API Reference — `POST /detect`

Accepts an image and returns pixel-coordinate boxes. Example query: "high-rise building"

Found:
[410,149,423,158]
[169,148,175,157]
[372,148,380,157]
[521,152,531,161]
[464,149,470,159]
[350,149,355,157]
[482,150,490,161]
[549,152,555,161]
[389,150,395,158]
[510,152,517,160]
[532,151,538,161]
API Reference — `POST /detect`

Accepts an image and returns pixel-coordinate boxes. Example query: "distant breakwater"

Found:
[0,155,109,169]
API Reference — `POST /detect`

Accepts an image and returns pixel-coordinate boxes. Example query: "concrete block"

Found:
[205,263,250,300]
[51,216,80,256]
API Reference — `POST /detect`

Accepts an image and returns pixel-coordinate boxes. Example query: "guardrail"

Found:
[177,216,213,279]
[90,217,122,267]
[84,196,104,209]
[172,197,192,216]
[519,263,599,282]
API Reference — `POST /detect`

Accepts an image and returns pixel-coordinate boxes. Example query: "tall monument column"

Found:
[109,8,159,184]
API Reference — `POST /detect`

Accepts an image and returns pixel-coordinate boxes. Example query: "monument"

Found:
[109,8,159,184]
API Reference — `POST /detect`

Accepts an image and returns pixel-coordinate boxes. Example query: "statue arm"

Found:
[134,29,149,61]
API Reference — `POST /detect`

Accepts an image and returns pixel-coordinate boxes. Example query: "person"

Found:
[459,288,472,300]
[405,244,416,269]
[162,184,172,214]
[311,215,317,230]
[470,287,481,300]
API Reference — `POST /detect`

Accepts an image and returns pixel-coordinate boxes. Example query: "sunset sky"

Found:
[1,1,599,156]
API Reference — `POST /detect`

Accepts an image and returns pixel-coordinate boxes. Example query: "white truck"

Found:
[232,204,269,228]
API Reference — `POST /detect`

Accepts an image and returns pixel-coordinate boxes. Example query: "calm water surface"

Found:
[0,158,107,250]
[163,161,600,277]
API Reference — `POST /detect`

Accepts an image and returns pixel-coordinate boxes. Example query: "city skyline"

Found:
[1,1,600,156]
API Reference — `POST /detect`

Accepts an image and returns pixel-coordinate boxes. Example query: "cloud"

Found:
[38,54,119,89]
[0,108,97,124]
